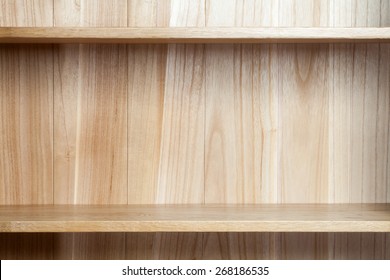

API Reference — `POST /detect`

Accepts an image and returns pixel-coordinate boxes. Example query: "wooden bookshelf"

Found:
[1,0,389,260]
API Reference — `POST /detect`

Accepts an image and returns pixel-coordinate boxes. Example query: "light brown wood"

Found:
[54,0,128,205]
[0,27,390,43]
[0,0,53,205]
[1,0,390,260]
[126,233,203,259]
[0,204,389,233]
[156,44,205,203]
[52,0,128,262]
[278,44,330,202]
[0,0,53,27]
[0,45,54,205]
[330,43,390,203]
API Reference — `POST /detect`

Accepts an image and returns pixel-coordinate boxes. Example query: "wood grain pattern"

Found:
[330,44,390,203]
[1,204,389,233]
[128,44,167,204]
[0,233,54,260]
[126,233,202,259]
[52,0,127,261]
[0,45,53,205]
[0,0,54,205]
[157,44,205,203]
[205,1,278,204]
[0,0,53,27]
[278,44,329,202]
[53,233,125,259]
[329,1,390,203]
[54,0,128,204]
[128,0,205,206]
[3,27,390,43]
[0,0,389,260]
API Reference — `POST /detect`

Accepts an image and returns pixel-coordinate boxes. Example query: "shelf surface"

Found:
[0,204,389,232]
[0,27,389,43]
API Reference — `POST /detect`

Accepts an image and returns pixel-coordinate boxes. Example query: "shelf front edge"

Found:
[1,221,390,233]
[1,27,390,43]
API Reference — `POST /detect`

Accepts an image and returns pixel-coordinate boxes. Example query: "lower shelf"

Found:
[0,204,389,233]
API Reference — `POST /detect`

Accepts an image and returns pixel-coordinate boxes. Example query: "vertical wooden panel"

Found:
[330,233,390,260]
[157,1,205,203]
[278,44,329,202]
[206,0,278,27]
[205,0,278,205]
[0,0,53,205]
[128,45,167,204]
[0,0,53,27]
[54,0,128,204]
[203,233,281,259]
[331,0,387,27]
[329,0,390,203]
[205,45,278,203]
[156,44,205,203]
[0,233,53,260]
[53,1,80,203]
[126,233,202,260]
[0,45,54,205]
[53,233,125,260]
[53,0,127,260]
[0,0,54,260]
[127,0,205,260]
[204,0,279,260]
[279,0,329,27]
[280,233,329,259]
[128,1,205,205]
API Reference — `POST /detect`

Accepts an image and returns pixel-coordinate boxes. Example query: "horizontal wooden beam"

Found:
[0,27,389,43]
[0,204,389,232]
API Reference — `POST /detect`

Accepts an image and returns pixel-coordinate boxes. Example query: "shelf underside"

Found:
[0,204,389,233]
[0,27,390,43]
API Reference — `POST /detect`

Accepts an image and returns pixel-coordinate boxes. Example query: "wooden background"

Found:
[0,0,390,259]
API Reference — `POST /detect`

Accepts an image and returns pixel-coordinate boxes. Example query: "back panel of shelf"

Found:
[0,0,389,259]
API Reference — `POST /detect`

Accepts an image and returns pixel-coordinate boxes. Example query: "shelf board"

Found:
[0,27,389,43]
[0,204,389,232]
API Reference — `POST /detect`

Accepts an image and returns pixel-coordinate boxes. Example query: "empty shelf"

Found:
[0,204,389,232]
[0,27,390,43]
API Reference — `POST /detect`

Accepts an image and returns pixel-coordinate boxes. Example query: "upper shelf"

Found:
[0,27,389,44]
[0,204,389,232]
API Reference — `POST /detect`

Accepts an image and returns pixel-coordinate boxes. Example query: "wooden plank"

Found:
[0,233,53,260]
[205,1,279,204]
[53,0,127,261]
[329,0,390,203]
[156,44,205,203]
[206,0,278,27]
[0,0,53,27]
[331,44,390,202]
[0,204,389,232]
[0,0,53,206]
[53,0,128,204]
[203,233,281,259]
[1,27,390,43]
[127,0,205,260]
[205,44,278,203]
[156,0,205,204]
[0,45,54,205]
[128,44,167,204]
[331,0,385,27]
[0,0,53,261]
[126,233,202,259]
[329,233,390,259]
[53,233,125,259]
[278,44,330,202]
